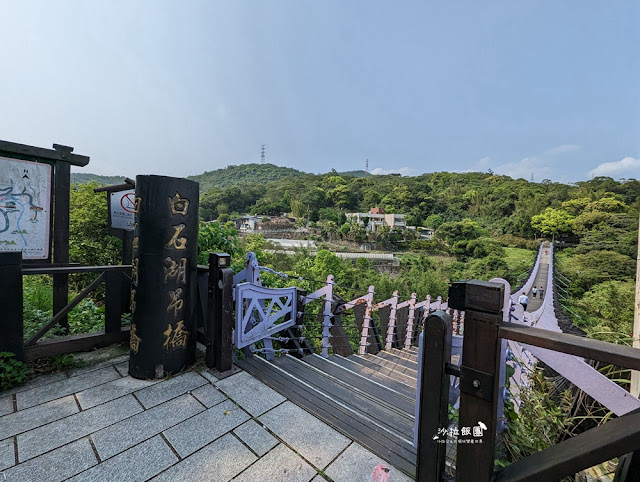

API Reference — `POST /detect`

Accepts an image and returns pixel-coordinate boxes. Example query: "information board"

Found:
[0,156,52,259]
[110,189,136,231]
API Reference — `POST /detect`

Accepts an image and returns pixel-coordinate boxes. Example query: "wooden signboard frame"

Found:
[0,140,90,325]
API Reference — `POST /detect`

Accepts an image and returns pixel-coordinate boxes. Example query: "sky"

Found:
[1,1,638,183]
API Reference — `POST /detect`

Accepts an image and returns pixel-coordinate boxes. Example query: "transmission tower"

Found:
[260,145,266,164]
[366,158,369,173]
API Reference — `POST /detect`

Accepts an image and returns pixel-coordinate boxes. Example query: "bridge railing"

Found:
[416,279,640,481]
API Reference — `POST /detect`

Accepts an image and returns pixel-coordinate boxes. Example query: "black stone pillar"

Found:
[129,175,199,379]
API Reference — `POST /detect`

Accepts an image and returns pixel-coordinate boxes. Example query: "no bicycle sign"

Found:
[110,190,135,231]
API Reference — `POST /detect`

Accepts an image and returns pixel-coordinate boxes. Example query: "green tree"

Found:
[423,214,444,229]
[69,182,121,267]
[435,219,482,246]
[197,221,239,264]
[530,208,573,239]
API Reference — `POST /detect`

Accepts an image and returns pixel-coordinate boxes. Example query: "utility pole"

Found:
[260,145,266,164]
[631,210,640,398]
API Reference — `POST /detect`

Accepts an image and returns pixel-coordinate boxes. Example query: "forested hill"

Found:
[72,164,372,190]
[200,170,639,248]
[70,173,128,185]
[187,163,306,191]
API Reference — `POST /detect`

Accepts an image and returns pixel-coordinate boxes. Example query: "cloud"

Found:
[589,157,640,179]
[370,167,419,176]
[544,144,581,155]
[477,156,491,167]
[460,157,491,173]
[493,157,551,181]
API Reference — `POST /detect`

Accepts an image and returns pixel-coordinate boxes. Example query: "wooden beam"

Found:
[631,210,640,397]
[454,281,504,482]
[23,328,130,361]
[495,409,640,481]
[22,265,131,275]
[415,312,453,481]
[0,140,89,166]
[499,322,640,371]
[0,252,24,359]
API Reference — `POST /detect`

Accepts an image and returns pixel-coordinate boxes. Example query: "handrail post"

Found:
[415,310,453,481]
[358,285,375,355]
[321,275,334,358]
[384,290,399,350]
[448,280,504,482]
[104,270,122,334]
[209,253,234,372]
[0,252,24,360]
[404,293,417,349]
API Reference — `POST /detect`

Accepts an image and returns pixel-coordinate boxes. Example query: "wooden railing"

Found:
[0,252,131,361]
[416,280,640,481]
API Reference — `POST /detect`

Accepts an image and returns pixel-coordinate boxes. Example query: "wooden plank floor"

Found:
[236,354,418,478]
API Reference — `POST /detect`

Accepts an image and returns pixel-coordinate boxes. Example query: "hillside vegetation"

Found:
[187,163,306,191]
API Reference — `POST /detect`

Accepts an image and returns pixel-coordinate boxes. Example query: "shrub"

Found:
[0,352,29,390]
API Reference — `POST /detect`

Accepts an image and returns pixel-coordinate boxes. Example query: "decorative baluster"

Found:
[436,295,442,310]
[321,275,334,358]
[385,290,399,350]
[452,309,459,333]
[358,285,375,356]
[404,293,417,349]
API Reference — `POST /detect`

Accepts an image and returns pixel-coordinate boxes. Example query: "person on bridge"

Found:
[532,286,537,298]
[539,287,544,299]
[518,292,529,311]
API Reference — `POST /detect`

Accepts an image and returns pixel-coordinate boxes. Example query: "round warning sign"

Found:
[121,192,136,213]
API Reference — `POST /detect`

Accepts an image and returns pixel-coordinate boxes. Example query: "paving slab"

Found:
[0,395,78,440]
[0,371,68,396]
[0,437,97,482]
[325,443,413,482]
[0,438,14,471]
[152,433,256,482]
[91,393,204,460]
[215,371,285,416]
[66,354,129,377]
[16,367,120,410]
[69,435,177,482]
[233,419,279,457]
[17,394,142,462]
[198,369,219,384]
[259,401,351,470]
[191,383,227,408]
[234,443,317,482]
[163,399,250,458]
[0,396,13,417]
[134,371,208,409]
[76,376,158,410]
[114,360,129,377]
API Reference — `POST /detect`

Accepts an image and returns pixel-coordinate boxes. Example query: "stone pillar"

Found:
[129,175,199,379]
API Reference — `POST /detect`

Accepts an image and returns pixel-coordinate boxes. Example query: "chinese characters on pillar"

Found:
[163,192,191,351]
[130,197,142,354]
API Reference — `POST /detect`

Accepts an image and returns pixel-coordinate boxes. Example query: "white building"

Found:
[346,208,406,232]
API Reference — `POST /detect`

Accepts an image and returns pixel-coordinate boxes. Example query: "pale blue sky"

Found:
[1,1,638,182]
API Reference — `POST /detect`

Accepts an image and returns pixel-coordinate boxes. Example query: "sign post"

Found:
[129,175,199,379]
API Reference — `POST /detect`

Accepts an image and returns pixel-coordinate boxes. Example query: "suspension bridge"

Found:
[231,241,640,478]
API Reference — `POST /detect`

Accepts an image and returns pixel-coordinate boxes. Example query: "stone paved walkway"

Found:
[0,353,412,481]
